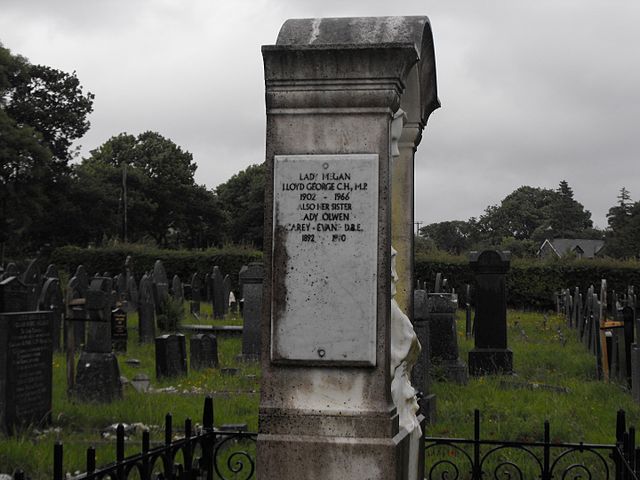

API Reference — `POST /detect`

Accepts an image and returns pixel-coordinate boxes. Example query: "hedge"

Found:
[51,244,262,288]
[50,245,640,310]
[415,253,640,310]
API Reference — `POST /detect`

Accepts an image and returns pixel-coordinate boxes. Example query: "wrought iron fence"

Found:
[8,401,640,479]
[12,397,257,480]
[424,409,639,480]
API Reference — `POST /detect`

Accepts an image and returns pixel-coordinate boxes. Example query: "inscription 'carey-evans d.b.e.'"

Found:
[271,154,378,366]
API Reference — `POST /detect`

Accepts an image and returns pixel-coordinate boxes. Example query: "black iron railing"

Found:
[424,409,638,480]
[9,402,640,479]
[13,397,256,480]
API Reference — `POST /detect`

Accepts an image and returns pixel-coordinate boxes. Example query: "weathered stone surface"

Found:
[260,15,439,480]
[74,351,122,402]
[212,267,224,319]
[155,334,187,378]
[0,311,53,433]
[241,262,263,360]
[38,277,64,351]
[468,250,512,375]
[138,274,155,343]
[271,155,379,366]
[0,276,29,313]
[190,333,218,370]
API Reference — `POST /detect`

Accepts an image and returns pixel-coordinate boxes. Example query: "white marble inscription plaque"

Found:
[271,154,378,366]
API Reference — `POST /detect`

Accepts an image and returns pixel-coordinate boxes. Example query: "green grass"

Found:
[0,303,259,478]
[3,305,640,478]
[429,310,640,444]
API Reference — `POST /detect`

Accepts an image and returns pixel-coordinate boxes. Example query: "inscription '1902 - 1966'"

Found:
[271,154,379,366]
[278,169,371,243]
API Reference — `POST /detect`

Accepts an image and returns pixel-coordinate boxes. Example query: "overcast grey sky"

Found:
[2,0,639,230]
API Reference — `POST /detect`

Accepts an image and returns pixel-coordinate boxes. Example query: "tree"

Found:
[216,163,266,248]
[546,180,593,237]
[1,42,94,254]
[605,187,639,258]
[419,220,479,255]
[77,131,223,248]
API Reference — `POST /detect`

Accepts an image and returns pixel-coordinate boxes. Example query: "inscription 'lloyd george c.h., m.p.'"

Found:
[272,154,378,366]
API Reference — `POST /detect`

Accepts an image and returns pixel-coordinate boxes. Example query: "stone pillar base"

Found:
[258,428,410,480]
[74,351,122,402]
[468,348,513,376]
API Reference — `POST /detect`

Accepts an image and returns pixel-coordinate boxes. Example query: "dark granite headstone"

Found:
[468,250,513,375]
[241,263,263,360]
[0,311,53,434]
[0,276,29,313]
[38,277,64,351]
[138,274,156,343]
[21,257,42,311]
[43,264,58,280]
[111,307,128,352]
[190,333,219,369]
[190,273,201,316]
[212,266,224,319]
[155,333,187,378]
[425,292,467,384]
[238,265,249,315]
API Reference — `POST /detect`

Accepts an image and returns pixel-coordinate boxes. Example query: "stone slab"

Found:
[271,154,378,366]
[0,311,53,433]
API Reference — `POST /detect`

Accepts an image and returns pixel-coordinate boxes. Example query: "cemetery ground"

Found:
[2,306,640,478]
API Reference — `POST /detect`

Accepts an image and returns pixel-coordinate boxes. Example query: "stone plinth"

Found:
[259,15,439,480]
[468,250,512,375]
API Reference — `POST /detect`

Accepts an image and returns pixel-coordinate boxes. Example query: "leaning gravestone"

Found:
[211,266,224,319]
[0,311,53,434]
[258,16,439,480]
[240,262,263,361]
[468,250,513,375]
[190,333,219,369]
[155,333,187,378]
[138,274,156,344]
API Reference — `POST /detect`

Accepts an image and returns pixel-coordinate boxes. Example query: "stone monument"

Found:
[240,262,263,361]
[468,250,512,375]
[258,16,439,480]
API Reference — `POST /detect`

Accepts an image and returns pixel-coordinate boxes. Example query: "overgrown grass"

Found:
[0,303,259,478]
[3,305,640,478]
[430,310,640,444]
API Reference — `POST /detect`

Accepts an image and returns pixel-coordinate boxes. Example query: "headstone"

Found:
[171,275,183,302]
[211,266,224,319]
[190,273,201,316]
[0,263,18,282]
[0,276,29,313]
[138,274,156,343]
[152,260,169,315]
[38,277,64,351]
[259,16,439,480]
[111,307,128,352]
[468,250,513,375]
[74,277,123,403]
[412,287,436,423]
[67,266,89,347]
[20,258,42,311]
[241,263,263,361]
[43,264,58,280]
[155,334,187,378]
[222,274,232,315]
[622,306,635,388]
[238,265,248,315]
[0,311,53,434]
[632,344,640,403]
[190,333,219,369]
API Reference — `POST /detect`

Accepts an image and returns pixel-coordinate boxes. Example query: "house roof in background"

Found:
[541,238,605,258]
